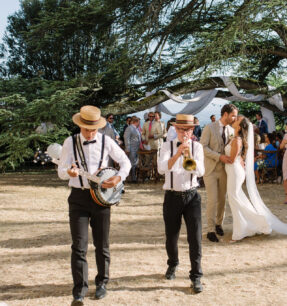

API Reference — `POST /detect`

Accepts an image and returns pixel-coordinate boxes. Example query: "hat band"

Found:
[80,116,101,126]
[176,119,194,124]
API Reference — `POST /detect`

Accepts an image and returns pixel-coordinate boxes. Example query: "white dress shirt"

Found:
[218,119,227,142]
[58,132,131,188]
[158,137,205,191]
[166,126,177,141]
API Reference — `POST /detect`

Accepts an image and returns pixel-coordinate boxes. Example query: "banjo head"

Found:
[47,143,62,159]
[90,167,123,207]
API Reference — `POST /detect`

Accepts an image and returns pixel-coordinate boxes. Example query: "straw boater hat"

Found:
[72,105,106,129]
[171,114,198,127]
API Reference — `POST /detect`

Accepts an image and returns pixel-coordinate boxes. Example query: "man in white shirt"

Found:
[158,114,205,293]
[58,105,131,305]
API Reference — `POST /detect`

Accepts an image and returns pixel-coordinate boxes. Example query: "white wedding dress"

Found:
[225,123,287,240]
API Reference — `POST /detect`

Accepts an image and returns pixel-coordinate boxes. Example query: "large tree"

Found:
[1,0,287,169]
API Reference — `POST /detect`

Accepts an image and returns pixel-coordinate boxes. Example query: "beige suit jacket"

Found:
[142,120,163,150]
[200,121,234,176]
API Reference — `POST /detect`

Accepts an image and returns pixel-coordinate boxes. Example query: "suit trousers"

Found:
[129,150,138,181]
[204,165,227,232]
[68,188,110,299]
[163,189,203,281]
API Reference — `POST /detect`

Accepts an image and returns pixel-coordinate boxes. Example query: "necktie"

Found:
[83,139,97,145]
[177,142,182,147]
[149,121,152,132]
[222,126,226,144]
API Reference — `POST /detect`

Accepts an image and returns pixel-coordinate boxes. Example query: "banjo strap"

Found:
[98,134,105,170]
[72,133,106,188]
[72,134,84,188]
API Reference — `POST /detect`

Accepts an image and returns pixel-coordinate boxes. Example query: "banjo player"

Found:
[57,105,131,305]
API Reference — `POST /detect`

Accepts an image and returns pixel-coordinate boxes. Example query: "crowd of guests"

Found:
[99,110,287,186]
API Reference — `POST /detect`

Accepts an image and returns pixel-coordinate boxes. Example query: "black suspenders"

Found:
[72,134,84,188]
[170,140,195,190]
[170,141,173,190]
[71,134,105,188]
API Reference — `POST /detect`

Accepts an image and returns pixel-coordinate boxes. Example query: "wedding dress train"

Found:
[225,123,287,241]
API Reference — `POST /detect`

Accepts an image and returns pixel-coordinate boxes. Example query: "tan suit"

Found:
[200,121,234,232]
[142,120,163,150]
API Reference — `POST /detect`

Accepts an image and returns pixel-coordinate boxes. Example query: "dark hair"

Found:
[106,113,113,119]
[131,117,140,124]
[260,134,266,143]
[255,111,263,119]
[276,132,283,139]
[210,114,215,119]
[267,133,276,145]
[238,116,249,160]
[126,116,132,121]
[221,104,238,117]
[155,111,161,118]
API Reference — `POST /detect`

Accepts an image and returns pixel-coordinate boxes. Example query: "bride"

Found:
[225,115,287,241]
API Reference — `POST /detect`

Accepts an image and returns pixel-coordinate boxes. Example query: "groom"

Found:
[200,104,238,242]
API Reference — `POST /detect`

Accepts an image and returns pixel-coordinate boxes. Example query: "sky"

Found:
[0,0,21,42]
[0,0,227,126]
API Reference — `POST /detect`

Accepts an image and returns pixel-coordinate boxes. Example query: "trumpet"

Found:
[182,137,197,171]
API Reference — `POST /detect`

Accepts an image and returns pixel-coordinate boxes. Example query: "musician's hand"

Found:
[219,155,232,164]
[101,175,121,188]
[176,143,189,156]
[67,164,79,177]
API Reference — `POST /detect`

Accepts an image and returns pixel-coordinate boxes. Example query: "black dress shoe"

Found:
[71,297,84,306]
[165,266,177,280]
[191,279,203,293]
[215,225,224,236]
[207,232,219,242]
[95,284,107,300]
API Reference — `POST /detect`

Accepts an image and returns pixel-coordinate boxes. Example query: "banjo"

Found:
[34,143,124,207]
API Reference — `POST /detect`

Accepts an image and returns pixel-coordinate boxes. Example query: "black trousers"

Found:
[163,189,203,281]
[68,188,110,299]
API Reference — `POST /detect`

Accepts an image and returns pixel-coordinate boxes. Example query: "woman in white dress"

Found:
[225,116,287,241]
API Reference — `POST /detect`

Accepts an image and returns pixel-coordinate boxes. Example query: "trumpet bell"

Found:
[183,158,197,171]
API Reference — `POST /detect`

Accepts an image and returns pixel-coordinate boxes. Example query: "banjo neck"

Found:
[51,158,101,184]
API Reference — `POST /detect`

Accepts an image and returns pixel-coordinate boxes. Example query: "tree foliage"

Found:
[1,0,287,169]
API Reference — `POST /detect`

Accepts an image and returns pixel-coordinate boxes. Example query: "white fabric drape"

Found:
[260,107,276,133]
[157,89,218,115]
[156,76,284,117]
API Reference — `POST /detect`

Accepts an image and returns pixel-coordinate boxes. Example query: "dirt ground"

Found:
[1,172,287,306]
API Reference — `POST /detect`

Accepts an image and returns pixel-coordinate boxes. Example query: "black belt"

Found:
[166,188,197,196]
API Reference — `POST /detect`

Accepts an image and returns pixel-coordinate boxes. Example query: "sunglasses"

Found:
[109,117,114,120]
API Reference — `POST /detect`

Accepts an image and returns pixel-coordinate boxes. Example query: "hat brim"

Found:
[171,122,199,127]
[72,113,107,129]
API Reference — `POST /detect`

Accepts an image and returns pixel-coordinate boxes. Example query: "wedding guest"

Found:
[142,112,163,150]
[124,117,141,182]
[210,115,216,122]
[255,111,268,135]
[99,113,120,144]
[193,117,202,140]
[254,133,277,184]
[280,124,287,204]
[154,111,167,145]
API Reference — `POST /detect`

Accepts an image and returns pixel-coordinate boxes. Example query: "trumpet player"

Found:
[157,114,205,293]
